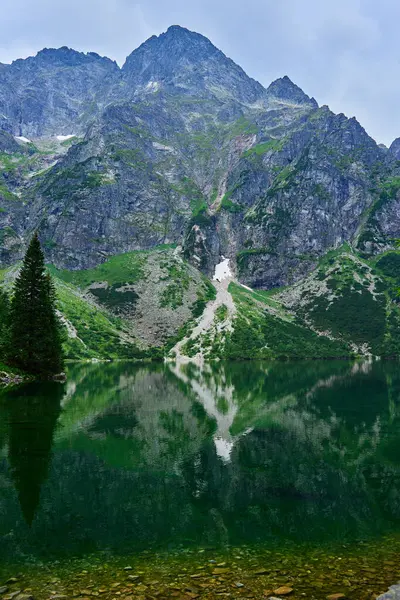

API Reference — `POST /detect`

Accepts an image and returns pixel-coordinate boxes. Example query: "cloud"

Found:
[0,0,399,144]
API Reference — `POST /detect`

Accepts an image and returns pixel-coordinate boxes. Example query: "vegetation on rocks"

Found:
[272,247,400,357]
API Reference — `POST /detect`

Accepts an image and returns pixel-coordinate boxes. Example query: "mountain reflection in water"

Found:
[1,359,400,563]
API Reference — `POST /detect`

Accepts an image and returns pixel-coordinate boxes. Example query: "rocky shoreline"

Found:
[0,371,27,385]
[0,370,66,385]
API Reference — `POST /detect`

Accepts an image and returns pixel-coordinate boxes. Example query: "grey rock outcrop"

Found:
[377,585,400,600]
[389,137,400,160]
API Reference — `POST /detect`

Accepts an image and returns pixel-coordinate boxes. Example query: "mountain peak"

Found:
[162,25,213,45]
[12,46,117,69]
[266,76,318,108]
[166,24,192,33]
[122,25,265,104]
[123,25,221,69]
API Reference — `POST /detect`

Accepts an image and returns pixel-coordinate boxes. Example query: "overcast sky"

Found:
[0,0,398,145]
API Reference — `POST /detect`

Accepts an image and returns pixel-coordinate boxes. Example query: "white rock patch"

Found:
[213,257,232,282]
[15,136,31,143]
[145,81,160,92]
[152,141,174,152]
[56,134,75,141]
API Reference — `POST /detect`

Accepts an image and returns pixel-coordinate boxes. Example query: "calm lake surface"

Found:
[1,360,400,598]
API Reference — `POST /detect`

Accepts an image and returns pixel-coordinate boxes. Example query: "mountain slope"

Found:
[4,75,388,282]
[189,105,389,286]
[2,244,400,360]
[0,25,395,286]
[1,26,400,359]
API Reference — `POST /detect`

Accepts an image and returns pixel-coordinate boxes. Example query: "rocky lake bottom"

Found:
[2,538,400,600]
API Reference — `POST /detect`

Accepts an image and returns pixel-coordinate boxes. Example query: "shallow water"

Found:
[1,360,400,598]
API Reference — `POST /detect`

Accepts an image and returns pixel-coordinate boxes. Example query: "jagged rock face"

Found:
[0,47,120,137]
[21,94,238,269]
[389,137,400,160]
[122,25,265,105]
[0,25,399,287]
[207,108,388,287]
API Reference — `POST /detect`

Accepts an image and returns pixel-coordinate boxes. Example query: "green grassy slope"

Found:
[224,283,352,359]
[0,265,140,361]
[275,246,400,357]
[0,247,216,361]
[2,244,400,363]
[55,279,139,360]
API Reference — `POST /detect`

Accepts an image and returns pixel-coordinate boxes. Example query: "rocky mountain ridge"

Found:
[1,24,400,298]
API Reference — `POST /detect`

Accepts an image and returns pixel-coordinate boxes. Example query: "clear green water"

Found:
[1,360,400,598]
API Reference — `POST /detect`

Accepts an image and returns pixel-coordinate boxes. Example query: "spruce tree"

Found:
[7,233,64,375]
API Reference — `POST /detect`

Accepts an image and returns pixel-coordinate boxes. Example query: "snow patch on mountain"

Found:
[213,258,232,282]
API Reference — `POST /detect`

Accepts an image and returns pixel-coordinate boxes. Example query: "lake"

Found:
[1,360,400,599]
